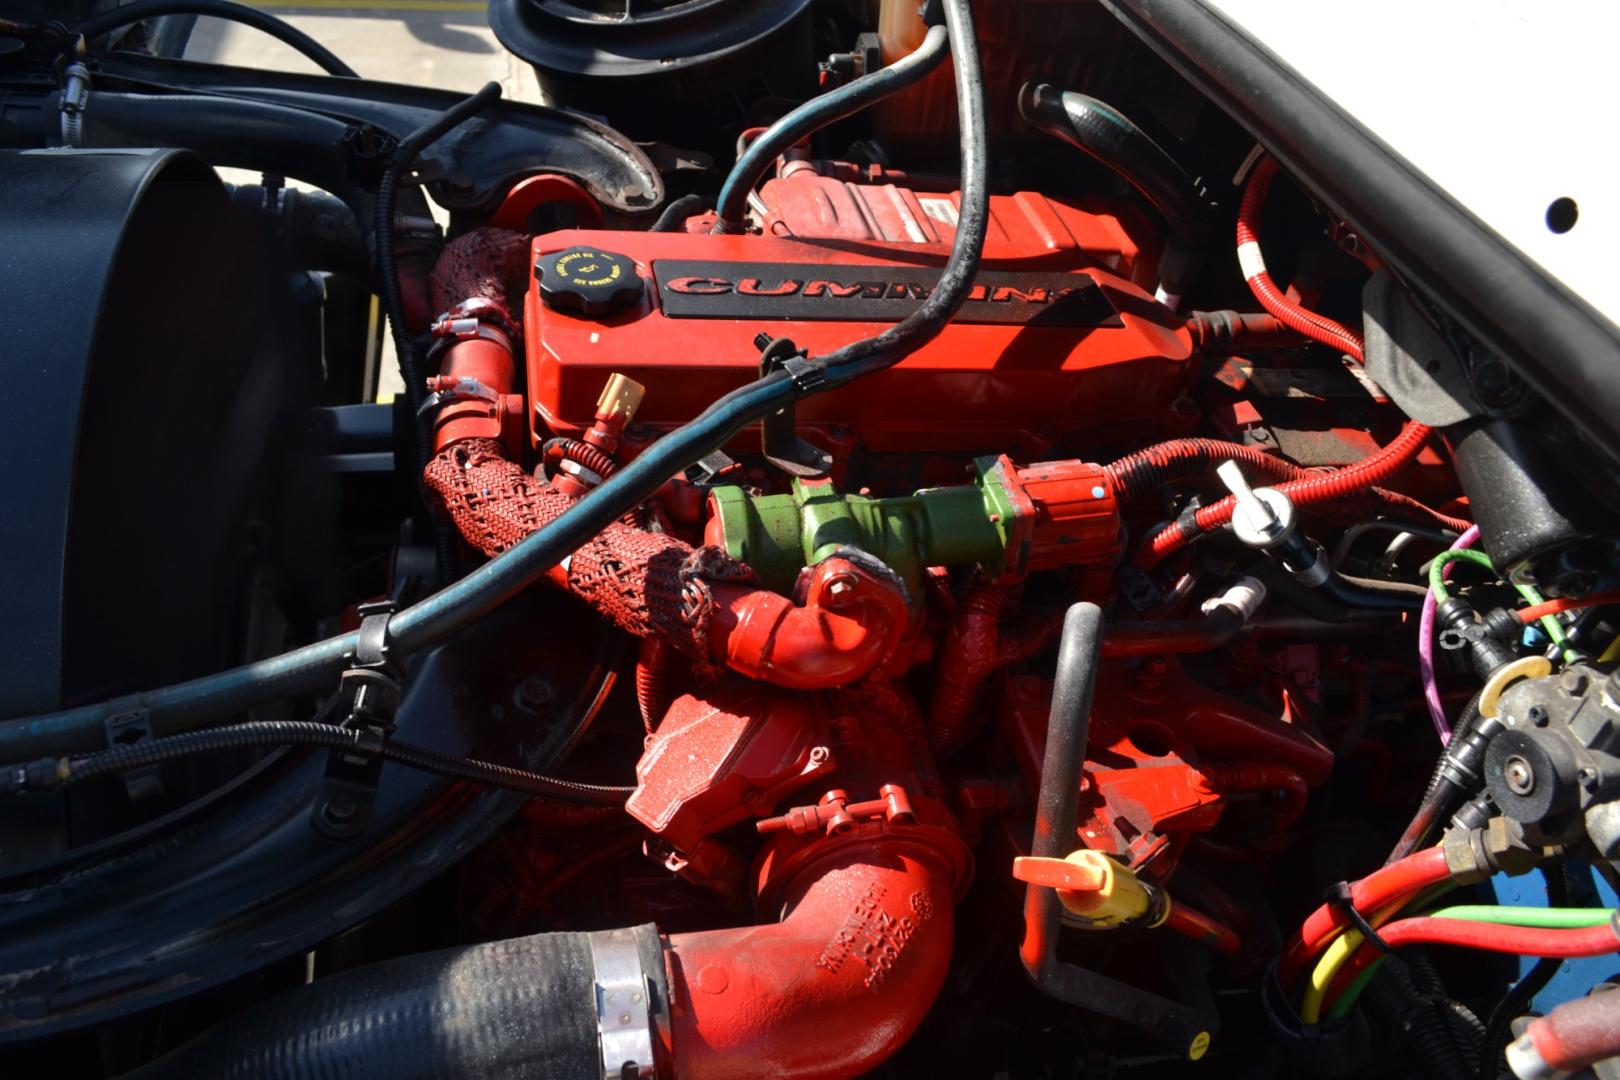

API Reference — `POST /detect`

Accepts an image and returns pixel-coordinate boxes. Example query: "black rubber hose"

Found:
[1101,606,1244,657]
[78,0,358,78]
[1018,81,1201,240]
[1045,605,1104,837]
[1020,603,1211,1057]
[1387,690,1485,863]
[118,924,664,1079]
[816,0,987,388]
[80,93,359,209]
[650,192,705,233]
[9,720,631,804]
[0,0,989,763]
[376,81,502,580]
[713,22,951,231]
[1027,603,1104,922]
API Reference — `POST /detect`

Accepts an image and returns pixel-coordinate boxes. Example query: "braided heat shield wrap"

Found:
[423,439,754,670]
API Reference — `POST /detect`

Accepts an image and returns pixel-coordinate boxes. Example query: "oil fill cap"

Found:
[536,246,642,317]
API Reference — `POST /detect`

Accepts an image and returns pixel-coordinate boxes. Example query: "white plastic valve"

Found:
[1216,460,1296,549]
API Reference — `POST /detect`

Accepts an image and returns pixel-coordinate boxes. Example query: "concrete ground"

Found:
[185,3,546,399]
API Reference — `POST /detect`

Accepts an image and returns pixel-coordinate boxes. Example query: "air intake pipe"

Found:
[122,845,957,1080]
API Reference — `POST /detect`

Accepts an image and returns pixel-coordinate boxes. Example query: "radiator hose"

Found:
[121,844,960,1080]
[119,926,664,1079]
[1019,81,1204,304]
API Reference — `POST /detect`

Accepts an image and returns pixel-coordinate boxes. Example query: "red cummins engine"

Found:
[415,166,1402,1074]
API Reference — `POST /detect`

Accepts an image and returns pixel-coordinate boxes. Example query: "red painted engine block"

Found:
[1002,658,1332,880]
[524,175,1193,455]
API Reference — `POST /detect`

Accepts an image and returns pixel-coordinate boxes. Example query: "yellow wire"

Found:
[1302,928,1364,1024]
[1601,633,1620,664]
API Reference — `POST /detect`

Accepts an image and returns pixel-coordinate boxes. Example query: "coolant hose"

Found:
[1021,603,1103,977]
[123,847,961,1079]
[1017,605,1216,1057]
[651,193,705,233]
[1184,309,1302,353]
[1019,81,1203,298]
[0,0,988,763]
[118,925,664,1079]
[713,23,951,231]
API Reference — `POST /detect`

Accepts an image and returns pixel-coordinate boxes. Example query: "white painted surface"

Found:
[1209,0,1617,321]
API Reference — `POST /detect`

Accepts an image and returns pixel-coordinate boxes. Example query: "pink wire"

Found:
[1419,524,1481,745]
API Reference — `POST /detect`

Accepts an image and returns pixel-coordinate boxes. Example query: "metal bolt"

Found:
[1134,657,1169,695]
[513,677,553,714]
[824,573,858,604]
[1503,755,1536,796]
[323,796,358,823]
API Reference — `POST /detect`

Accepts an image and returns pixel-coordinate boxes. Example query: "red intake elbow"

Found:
[708,557,911,691]
[664,844,955,1080]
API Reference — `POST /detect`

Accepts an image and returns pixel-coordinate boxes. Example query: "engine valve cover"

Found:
[525,180,1193,454]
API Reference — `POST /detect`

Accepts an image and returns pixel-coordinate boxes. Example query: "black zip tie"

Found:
[1326,881,1397,957]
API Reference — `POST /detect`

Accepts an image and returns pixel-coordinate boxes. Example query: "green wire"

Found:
[1327,959,1383,1021]
[1426,904,1614,928]
[1427,548,1576,663]
[1429,548,1498,603]
[1324,905,1616,1019]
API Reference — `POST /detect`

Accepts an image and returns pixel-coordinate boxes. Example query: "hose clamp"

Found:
[59,62,91,148]
[589,928,657,1080]
[417,375,500,417]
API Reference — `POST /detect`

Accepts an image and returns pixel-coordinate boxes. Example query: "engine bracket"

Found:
[757,336,832,479]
